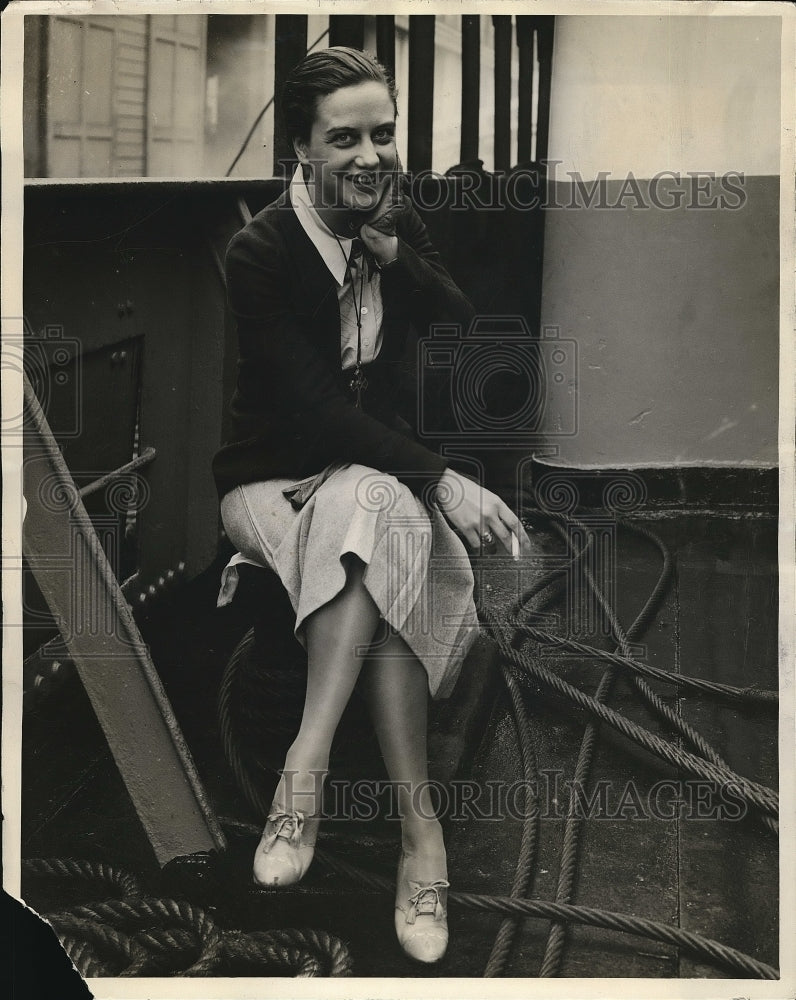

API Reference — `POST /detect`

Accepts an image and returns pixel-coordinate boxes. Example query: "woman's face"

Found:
[294,80,397,217]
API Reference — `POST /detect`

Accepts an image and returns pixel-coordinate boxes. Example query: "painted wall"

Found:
[540,15,780,468]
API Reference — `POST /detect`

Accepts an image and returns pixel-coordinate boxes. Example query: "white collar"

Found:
[290,165,352,287]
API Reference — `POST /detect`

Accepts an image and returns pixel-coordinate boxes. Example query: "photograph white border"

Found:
[2,1,794,997]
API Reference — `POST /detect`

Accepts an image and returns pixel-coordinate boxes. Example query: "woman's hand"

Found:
[358,170,405,266]
[435,468,533,559]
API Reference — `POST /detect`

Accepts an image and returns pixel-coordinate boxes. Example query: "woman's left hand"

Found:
[360,226,398,268]
[436,468,534,560]
[359,173,404,265]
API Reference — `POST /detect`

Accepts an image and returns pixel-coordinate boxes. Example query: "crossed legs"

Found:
[255,553,449,959]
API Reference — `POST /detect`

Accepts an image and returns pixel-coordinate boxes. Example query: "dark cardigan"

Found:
[212,189,475,502]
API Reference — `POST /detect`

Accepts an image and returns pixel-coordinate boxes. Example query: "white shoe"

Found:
[394,851,450,963]
[252,807,315,888]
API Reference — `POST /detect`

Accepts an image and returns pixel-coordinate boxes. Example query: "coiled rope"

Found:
[212,509,778,978]
[24,511,777,980]
[21,857,353,978]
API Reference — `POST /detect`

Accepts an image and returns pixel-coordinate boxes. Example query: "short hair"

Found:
[281,46,398,145]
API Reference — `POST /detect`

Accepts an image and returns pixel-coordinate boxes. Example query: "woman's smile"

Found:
[293,80,397,221]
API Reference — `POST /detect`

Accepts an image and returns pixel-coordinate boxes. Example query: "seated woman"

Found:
[213,46,530,964]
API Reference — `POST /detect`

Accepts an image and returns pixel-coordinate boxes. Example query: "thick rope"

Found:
[510,621,776,706]
[538,517,669,976]
[22,858,353,977]
[490,629,778,818]
[214,508,777,978]
[498,514,777,974]
[217,630,277,817]
[482,660,541,976]
[27,515,772,979]
[315,849,778,979]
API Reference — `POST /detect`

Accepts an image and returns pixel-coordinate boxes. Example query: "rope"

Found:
[539,516,669,976]
[315,850,778,979]
[25,508,775,979]
[489,626,778,818]
[482,661,541,976]
[497,513,778,975]
[214,507,777,978]
[510,621,777,705]
[21,858,353,978]
[218,629,277,817]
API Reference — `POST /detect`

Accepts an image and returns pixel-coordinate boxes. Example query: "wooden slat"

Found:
[407,16,435,173]
[329,16,365,50]
[273,15,308,173]
[516,16,534,163]
[492,15,512,171]
[535,16,554,162]
[376,16,395,78]
[460,15,480,163]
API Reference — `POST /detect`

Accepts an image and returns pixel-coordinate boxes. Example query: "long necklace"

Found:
[332,230,368,408]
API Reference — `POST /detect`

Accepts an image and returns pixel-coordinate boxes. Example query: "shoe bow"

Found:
[261,809,305,854]
[405,879,450,925]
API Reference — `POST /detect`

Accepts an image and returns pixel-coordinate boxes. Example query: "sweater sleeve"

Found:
[386,203,476,331]
[225,221,456,498]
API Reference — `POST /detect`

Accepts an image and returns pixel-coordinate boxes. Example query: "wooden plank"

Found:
[492,15,512,171]
[329,16,365,50]
[273,15,308,172]
[516,16,533,163]
[375,16,395,78]
[407,16,435,172]
[460,15,480,163]
[535,16,554,162]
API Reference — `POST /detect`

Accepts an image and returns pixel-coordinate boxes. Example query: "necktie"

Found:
[349,237,376,278]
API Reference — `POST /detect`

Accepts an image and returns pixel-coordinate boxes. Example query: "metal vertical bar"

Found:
[376,16,395,78]
[535,16,555,164]
[516,16,534,163]
[273,14,308,173]
[460,15,480,163]
[22,375,227,867]
[329,16,365,51]
[407,16,435,173]
[492,15,512,172]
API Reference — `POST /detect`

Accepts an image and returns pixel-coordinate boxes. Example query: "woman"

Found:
[213,47,531,964]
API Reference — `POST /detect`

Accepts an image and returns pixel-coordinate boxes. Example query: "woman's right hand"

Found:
[435,468,533,559]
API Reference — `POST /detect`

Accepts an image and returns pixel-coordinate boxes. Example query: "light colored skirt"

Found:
[217,462,479,700]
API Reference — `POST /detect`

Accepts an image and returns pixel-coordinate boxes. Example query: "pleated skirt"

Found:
[218,462,479,700]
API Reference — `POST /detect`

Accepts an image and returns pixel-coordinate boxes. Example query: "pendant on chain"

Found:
[350,363,368,407]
